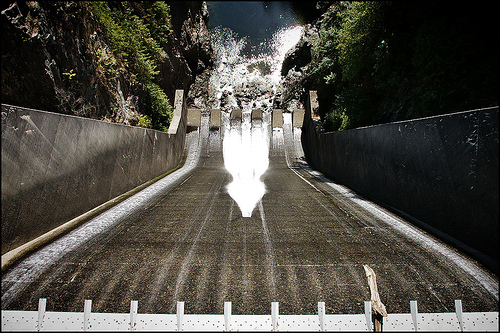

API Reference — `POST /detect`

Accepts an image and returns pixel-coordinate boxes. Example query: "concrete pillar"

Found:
[293,109,305,128]
[251,109,263,120]
[272,109,283,128]
[210,109,221,128]
[187,108,201,127]
[167,89,187,135]
[308,90,320,120]
[230,109,242,126]
[230,109,242,120]
[251,109,263,127]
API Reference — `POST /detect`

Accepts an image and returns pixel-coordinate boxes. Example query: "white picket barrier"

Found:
[2,298,498,331]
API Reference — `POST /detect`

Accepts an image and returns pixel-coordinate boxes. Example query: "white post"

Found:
[455,299,464,332]
[83,300,92,332]
[176,301,184,331]
[364,301,372,331]
[271,302,279,331]
[224,301,231,331]
[37,298,46,332]
[410,300,418,332]
[130,300,138,331]
[318,302,325,331]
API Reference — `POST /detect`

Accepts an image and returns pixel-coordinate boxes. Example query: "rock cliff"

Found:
[1,1,214,125]
[277,2,498,129]
[274,23,319,113]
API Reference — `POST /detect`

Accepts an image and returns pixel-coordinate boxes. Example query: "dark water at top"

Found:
[207,1,318,57]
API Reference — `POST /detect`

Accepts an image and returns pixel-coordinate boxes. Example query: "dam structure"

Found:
[1,91,498,331]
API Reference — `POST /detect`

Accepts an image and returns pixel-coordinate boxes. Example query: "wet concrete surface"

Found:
[1,114,498,316]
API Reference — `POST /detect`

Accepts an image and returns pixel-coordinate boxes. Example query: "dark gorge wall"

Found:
[1,1,213,124]
[302,91,499,271]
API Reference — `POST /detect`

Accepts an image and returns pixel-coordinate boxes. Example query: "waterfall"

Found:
[209,25,303,112]
[209,23,302,217]
[224,118,268,217]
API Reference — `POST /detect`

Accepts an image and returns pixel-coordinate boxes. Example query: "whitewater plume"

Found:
[223,119,269,217]
[209,25,303,111]
[214,23,301,216]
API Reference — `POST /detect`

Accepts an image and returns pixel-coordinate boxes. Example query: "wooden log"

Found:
[363,265,387,331]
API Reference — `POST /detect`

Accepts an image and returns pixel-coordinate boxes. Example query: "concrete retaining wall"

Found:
[1,90,188,255]
[302,91,499,268]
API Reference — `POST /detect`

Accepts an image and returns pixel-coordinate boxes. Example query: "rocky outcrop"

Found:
[274,23,319,112]
[233,76,274,109]
[170,1,213,74]
[1,1,214,124]
[280,36,313,77]
[169,1,214,110]
[1,2,117,119]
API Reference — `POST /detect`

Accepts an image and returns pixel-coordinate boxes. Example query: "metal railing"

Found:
[1,298,498,331]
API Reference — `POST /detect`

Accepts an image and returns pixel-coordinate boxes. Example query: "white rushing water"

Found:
[210,25,302,217]
[209,25,303,112]
[223,118,269,217]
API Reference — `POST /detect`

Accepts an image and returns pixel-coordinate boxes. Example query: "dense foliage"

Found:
[312,1,498,131]
[89,1,173,131]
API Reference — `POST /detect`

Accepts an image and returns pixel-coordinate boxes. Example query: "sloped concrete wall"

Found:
[1,90,188,255]
[302,91,499,267]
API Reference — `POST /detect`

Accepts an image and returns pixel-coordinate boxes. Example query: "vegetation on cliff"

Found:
[89,1,173,131]
[311,1,498,131]
[2,1,210,132]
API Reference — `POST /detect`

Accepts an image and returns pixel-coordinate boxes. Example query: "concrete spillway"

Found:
[1,109,498,316]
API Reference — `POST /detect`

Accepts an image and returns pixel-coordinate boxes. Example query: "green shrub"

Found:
[138,115,152,128]
[311,2,498,131]
[146,83,172,132]
[335,1,385,82]
[89,1,173,130]
[323,109,350,131]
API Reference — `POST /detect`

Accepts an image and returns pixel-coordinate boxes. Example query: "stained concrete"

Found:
[272,109,283,128]
[230,109,242,121]
[293,109,304,128]
[251,109,263,120]
[302,91,499,271]
[187,108,202,127]
[1,90,188,255]
[230,109,242,128]
[210,109,221,129]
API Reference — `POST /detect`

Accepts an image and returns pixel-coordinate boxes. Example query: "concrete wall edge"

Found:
[302,90,499,273]
[1,90,189,258]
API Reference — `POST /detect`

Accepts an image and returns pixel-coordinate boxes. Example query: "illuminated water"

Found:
[213,24,300,216]
[224,119,268,217]
[206,1,311,112]
[207,2,312,216]
[209,25,303,111]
